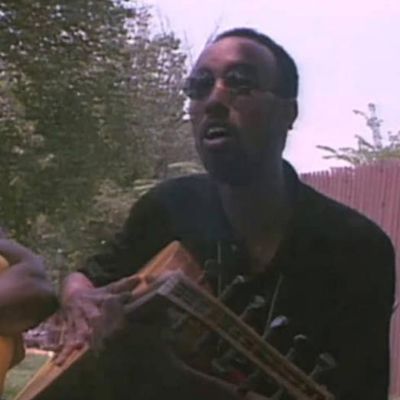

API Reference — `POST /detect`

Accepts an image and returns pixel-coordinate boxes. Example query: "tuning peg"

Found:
[241,295,266,320]
[266,336,310,400]
[218,275,247,301]
[268,351,336,400]
[310,353,337,379]
[262,315,289,340]
[235,316,291,396]
[270,315,289,330]
[288,334,313,359]
[211,296,266,375]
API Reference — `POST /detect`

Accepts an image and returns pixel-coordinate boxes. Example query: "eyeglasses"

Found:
[183,65,272,101]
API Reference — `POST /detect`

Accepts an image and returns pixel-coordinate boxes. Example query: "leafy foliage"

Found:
[0,1,196,283]
[317,103,400,166]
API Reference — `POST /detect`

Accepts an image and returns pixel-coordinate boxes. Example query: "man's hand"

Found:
[55,272,140,364]
[86,275,188,399]
[56,271,269,400]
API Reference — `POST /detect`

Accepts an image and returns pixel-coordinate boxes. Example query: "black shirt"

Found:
[81,163,395,400]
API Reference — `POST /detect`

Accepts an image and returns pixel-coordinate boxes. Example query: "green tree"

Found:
[317,103,400,166]
[0,0,133,235]
[0,1,193,282]
[0,1,190,233]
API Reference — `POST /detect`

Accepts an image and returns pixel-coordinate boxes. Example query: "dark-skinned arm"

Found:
[0,239,58,335]
[55,187,176,361]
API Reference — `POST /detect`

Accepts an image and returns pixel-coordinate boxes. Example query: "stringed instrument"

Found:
[15,242,334,400]
[0,254,25,396]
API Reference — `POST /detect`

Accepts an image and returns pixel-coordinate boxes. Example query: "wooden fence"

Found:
[301,160,400,398]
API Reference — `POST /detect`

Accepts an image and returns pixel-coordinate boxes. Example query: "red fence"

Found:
[301,160,400,397]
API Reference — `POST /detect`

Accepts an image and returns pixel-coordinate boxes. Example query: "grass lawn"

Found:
[3,351,51,399]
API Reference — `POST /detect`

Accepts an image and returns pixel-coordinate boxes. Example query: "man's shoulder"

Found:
[139,173,219,223]
[299,181,393,253]
[299,182,395,303]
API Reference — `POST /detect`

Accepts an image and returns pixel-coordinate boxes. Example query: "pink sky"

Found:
[146,0,400,172]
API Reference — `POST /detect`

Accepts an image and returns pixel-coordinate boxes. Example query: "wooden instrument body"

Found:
[15,242,334,400]
[0,254,25,395]
[15,241,206,400]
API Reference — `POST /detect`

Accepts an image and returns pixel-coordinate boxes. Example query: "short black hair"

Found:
[214,28,298,99]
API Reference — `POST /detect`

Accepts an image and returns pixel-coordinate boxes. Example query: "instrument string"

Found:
[263,273,284,337]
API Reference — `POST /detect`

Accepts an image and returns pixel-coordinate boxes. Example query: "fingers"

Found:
[106,270,185,297]
[53,318,88,365]
[54,290,132,364]
[145,270,186,288]
[105,275,141,294]
[0,239,41,267]
[54,335,85,366]
[54,295,99,365]
[90,295,126,353]
[118,291,133,305]
[54,272,180,365]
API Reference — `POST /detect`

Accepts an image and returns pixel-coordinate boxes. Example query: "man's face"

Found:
[187,37,295,185]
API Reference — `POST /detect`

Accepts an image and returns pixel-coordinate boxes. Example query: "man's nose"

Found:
[204,80,232,116]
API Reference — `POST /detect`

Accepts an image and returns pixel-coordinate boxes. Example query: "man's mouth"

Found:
[202,125,233,149]
[205,126,230,139]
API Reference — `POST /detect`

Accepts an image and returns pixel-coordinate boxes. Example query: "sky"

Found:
[143,0,400,172]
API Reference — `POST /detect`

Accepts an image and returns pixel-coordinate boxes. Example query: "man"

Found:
[58,28,395,399]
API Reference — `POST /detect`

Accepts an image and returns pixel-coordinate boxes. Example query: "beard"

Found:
[197,143,259,186]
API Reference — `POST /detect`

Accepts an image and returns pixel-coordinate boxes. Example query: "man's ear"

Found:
[284,99,298,130]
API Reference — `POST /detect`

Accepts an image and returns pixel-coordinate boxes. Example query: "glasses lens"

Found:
[183,71,215,100]
[224,68,257,94]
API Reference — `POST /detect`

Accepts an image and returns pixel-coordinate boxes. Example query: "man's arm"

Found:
[148,363,267,400]
[56,189,175,360]
[80,188,174,287]
[92,291,269,400]
[0,239,57,335]
[328,232,395,399]
[169,230,393,400]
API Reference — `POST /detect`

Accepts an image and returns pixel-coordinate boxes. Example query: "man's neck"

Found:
[216,161,292,271]
[218,162,289,231]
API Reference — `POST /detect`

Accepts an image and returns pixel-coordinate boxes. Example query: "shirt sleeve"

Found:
[327,232,395,400]
[79,188,175,287]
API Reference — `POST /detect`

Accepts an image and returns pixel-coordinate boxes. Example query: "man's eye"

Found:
[225,71,256,93]
[183,73,214,99]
